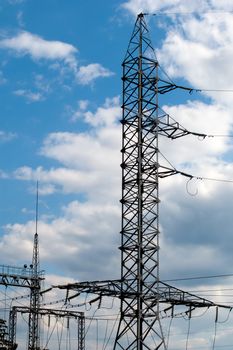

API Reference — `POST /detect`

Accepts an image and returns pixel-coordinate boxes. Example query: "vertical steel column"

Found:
[8,307,17,349]
[114,14,165,349]
[78,313,85,350]
[28,183,41,350]
[28,233,40,350]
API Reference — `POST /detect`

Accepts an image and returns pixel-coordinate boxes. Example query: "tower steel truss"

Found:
[114,13,164,349]
[56,13,232,350]
[28,184,41,350]
[9,306,85,350]
[28,232,40,350]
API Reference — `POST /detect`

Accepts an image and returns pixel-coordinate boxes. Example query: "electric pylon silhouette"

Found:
[28,182,41,350]
[113,13,165,349]
[56,13,232,350]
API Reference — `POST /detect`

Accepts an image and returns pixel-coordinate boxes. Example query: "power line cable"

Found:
[159,150,233,184]
[158,105,233,139]
[144,11,233,16]
[163,273,233,282]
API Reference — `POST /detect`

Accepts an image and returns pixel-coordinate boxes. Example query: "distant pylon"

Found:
[113,13,166,350]
[28,182,41,350]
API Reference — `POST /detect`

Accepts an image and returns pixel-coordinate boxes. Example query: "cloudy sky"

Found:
[2,0,233,348]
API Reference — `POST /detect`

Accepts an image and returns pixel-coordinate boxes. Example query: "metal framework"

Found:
[0,263,44,350]
[0,265,43,289]
[28,184,41,350]
[61,278,231,309]
[9,306,85,350]
[56,13,232,350]
[114,13,163,349]
[0,318,12,350]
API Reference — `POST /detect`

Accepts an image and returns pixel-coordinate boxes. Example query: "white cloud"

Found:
[8,0,25,4]
[122,0,233,15]
[76,63,114,85]
[0,31,114,85]
[158,14,233,95]
[13,97,121,200]
[0,70,7,84]
[83,96,120,126]
[14,89,43,102]
[2,199,120,280]
[17,10,24,27]
[0,31,77,62]
[0,130,16,142]
[0,170,8,178]
[70,99,89,122]
[159,101,233,167]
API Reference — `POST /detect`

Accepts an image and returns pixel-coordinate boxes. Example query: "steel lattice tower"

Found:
[28,183,41,350]
[56,12,233,350]
[114,13,164,349]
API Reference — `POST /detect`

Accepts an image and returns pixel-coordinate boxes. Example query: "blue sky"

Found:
[2,0,233,348]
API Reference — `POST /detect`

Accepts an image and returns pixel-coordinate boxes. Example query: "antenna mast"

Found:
[28,181,41,350]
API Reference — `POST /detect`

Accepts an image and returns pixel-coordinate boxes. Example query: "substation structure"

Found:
[0,224,44,350]
[57,13,232,350]
[8,306,85,350]
[0,260,44,350]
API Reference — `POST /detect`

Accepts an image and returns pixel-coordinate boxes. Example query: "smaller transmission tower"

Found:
[28,182,41,350]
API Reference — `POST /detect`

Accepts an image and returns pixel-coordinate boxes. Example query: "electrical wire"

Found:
[163,272,233,282]
[166,316,173,349]
[159,150,233,185]
[96,319,99,350]
[186,316,191,350]
[84,307,99,339]
[212,308,218,350]
[102,319,109,350]
[102,313,120,350]
[144,11,233,16]
[157,104,233,139]
[57,316,65,350]
[43,316,58,350]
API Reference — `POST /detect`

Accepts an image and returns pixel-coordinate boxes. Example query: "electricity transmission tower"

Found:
[57,13,232,350]
[0,183,44,350]
[114,13,164,349]
[28,183,41,350]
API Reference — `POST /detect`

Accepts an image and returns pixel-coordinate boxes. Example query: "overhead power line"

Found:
[163,273,233,282]
[158,105,233,139]
[144,11,233,16]
[159,151,233,185]
[159,79,233,94]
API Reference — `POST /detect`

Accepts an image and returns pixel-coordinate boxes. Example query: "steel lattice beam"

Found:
[28,232,40,350]
[116,13,164,349]
[8,306,85,350]
[55,13,232,350]
[0,265,44,289]
[58,279,230,309]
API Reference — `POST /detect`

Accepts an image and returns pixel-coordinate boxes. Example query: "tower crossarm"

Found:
[157,115,207,140]
[10,305,84,318]
[158,79,201,95]
[56,279,123,298]
[145,112,207,140]
[55,279,231,310]
[0,264,44,288]
[158,281,231,309]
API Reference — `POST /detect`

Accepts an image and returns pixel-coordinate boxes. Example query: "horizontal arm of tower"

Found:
[0,264,44,288]
[56,279,123,298]
[158,281,231,309]
[11,305,84,318]
[156,115,207,140]
[158,79,201,95]
[55,279,231,310]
